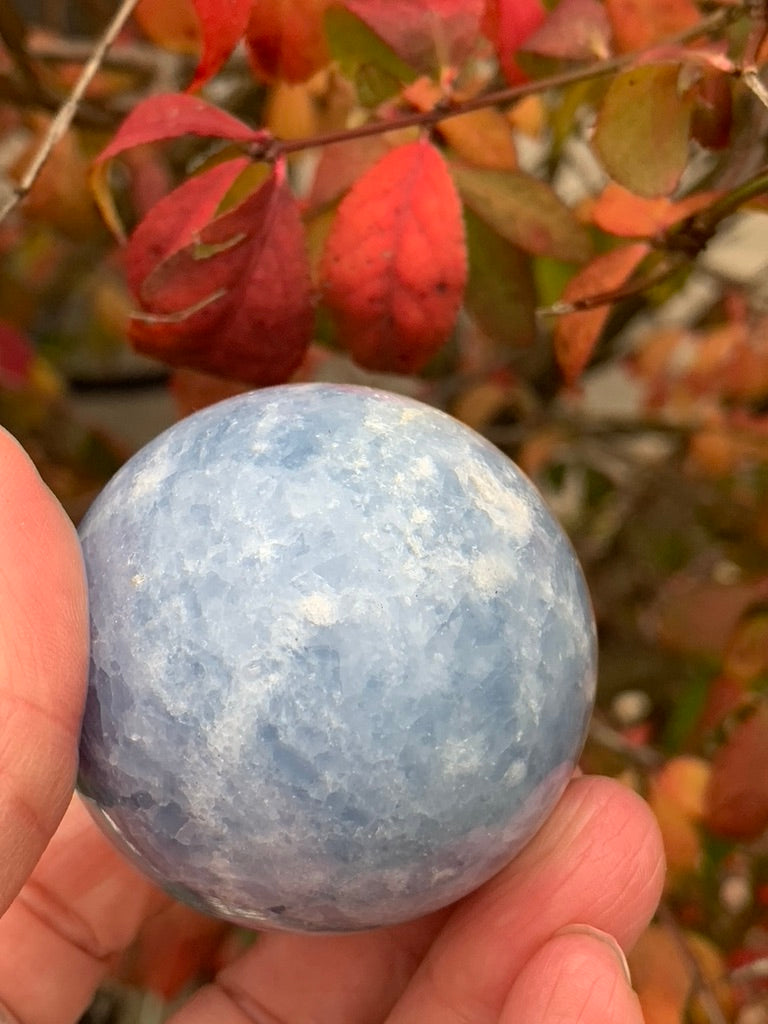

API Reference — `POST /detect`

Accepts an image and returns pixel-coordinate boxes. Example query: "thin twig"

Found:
[657,901,730,1024]
[0,0,141,226]
[275,9,734,158]
[588,714,665,771]
[539,258,684,317]
[26,34,201,75]
[743,68,768,109]
[0,0,45,95]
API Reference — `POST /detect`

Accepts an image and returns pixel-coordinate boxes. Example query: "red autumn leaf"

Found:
[651,572,768,659]
[482,0,547,84]
[120,146,174,221]
[130,164,314,385]
[604,0,701,54]
[705,702,768,840]
[343,0,485,70]
[124,157,249,297]
[521,0,612,62]
[0,320,34,390]
[189,0,254,89]
[694,672,747,738]
[691,67,733,150]
[591,182,719,238]
[246,0,331,83]
[554,243,650,384]
[321,139,467,373]
[95,94,262,165]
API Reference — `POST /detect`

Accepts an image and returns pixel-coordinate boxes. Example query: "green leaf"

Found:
[533,256,578,308]
[452,165,592,263]
[593,63,694,198]
[662,670,715,753]
[463,207,536,348]
[324,6,417,106]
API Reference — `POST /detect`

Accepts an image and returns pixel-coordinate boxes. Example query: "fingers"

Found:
[385,774,665,1023]
[168,911,450,1024]
[0,428,89,915]
[167,774,663,1024]
[498,927,644,1024]
[0,795,167,1024]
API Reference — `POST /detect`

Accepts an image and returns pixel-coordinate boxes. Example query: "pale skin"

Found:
[0,425,666,1024]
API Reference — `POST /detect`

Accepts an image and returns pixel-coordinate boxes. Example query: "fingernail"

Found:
[555,924,632,985]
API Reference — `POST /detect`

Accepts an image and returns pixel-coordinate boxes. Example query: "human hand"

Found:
[0,424,665,1024]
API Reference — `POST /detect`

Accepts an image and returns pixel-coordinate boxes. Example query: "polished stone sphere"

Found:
[77,383,596,933]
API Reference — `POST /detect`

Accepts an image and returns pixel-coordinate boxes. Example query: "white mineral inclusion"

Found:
[77,383,597,933]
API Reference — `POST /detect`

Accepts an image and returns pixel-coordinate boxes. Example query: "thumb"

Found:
[0,427,88,915]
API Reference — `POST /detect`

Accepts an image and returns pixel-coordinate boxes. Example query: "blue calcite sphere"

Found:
[77,383,596,933]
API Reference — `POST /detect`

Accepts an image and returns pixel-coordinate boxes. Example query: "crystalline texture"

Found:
[77,383,596,933]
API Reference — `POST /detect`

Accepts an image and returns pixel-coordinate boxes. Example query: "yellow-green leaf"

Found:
[453,165,591,263]
[593,63,694,198]
[464,207,536,348]
[324,6,417,106]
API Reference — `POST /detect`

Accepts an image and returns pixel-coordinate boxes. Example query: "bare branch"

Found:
[0,0,43,94]
[0,0,141,226]
[588,714,665,771]
[743,67,768,109]
[538,258,684,317]
[275,9,734,159]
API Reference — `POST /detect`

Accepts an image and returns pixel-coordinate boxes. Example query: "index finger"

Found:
[0,426,89,914]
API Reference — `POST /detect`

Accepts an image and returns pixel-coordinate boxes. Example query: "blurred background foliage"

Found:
[2,0,768,1021]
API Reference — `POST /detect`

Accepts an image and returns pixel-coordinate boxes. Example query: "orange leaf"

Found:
[12,115,100,239]
[189,0,254,89]
[652,756,710,821]
[705,703,768,840]
[321,139,467,373]
[630,926,729,1024]
[648,758,709,875]
[604,0,701,54]
[553,243,649,384]
[130,165,314,385]
[648,789,702,873]
[628,925,694,1024]
[591,182,719,238]
[246,0,331,83]
[404,78,517,170]
[134,0,201,53]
